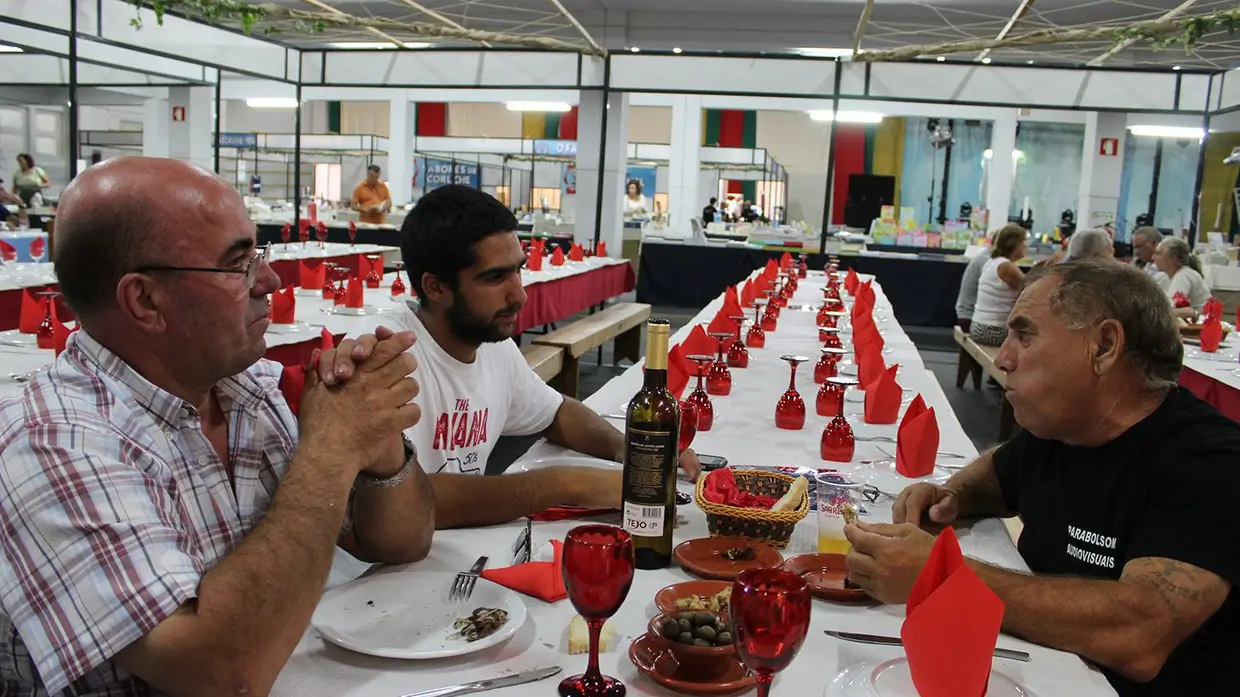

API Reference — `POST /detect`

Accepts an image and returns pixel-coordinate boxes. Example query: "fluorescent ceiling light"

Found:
[1129,125,1203,139]
[672,47,682,54]
[506,101,572,112]
[983,149,1025,159]
[328,41,431,49]
[807,110,884,124]
[0,44,23,53]
[981,57,992,64]
[797,47,853,58]
[630,47,641,53]
[246,97,299,109]
[936,56,946,62]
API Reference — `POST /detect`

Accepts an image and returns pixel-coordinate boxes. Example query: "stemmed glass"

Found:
[679,400,698,454]
[322,263,339,300]
[747,302,767,348]
[818,327,842,350]
[761,292,779,332]
[280,223,291,249]
[391,260,407,296]
[729,569,812,697]
[685,355,715,431]
[774,274,790,307]
[36,290,61,350]
[727,316,749,368]
[559,525,635,697]
[815,347,846,384]
[332,265,348,306]
[298,219,310,246]
[783,270,797,295]
[348,221,358,247]
[706,332,733,396]
[820,377,859,462]
[797,253,808,279]
[364,254,383,289]
[315,221,328,249]
[817,375,853,417]
[775,355,809,430]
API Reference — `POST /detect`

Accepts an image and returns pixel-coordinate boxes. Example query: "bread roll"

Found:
[771,476,808,512]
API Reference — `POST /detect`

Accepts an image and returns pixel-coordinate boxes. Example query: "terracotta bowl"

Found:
[780,553,869,602]
[645,613,737,664]
[653,580,732,617]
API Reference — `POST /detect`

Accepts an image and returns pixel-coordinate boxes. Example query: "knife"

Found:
[825,631,1030,662]
[400,667,563,697]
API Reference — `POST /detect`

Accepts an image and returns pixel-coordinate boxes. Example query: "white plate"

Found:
[266,321,320,335]
[827,657,1029,697]
[295,288,324,297]
[1182,337,1231,348]
[508,455,621,474]
[312,571,527,659]
[0,330,35,347]
[320,305,396,316]
[837,458,951,499]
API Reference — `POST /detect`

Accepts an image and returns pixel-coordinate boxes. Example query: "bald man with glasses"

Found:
[0,157,435,697]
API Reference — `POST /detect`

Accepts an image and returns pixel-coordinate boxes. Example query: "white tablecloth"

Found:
[1182,341,1240,392]
[270,271,1117,697]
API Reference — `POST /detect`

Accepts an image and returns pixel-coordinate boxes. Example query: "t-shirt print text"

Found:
[431,398,490,474]
[1065,524,1117,570]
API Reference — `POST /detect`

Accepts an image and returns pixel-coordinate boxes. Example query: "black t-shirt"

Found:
[994,387,1240,696]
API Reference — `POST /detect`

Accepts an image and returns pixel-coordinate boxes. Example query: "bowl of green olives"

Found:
[646,611,736,663]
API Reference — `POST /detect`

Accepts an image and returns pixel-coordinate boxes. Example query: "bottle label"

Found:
[623,427,676,538]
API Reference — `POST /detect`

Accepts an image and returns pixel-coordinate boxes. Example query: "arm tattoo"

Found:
[1127,559,1228,627]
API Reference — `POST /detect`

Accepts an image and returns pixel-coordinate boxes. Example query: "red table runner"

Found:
[516,262,635,334]
[1180,366,1240,423]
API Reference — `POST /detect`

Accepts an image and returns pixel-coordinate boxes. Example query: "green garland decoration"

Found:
[127,0,267,33]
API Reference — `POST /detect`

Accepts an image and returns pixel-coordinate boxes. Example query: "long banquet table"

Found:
[270,271,1117,697]
[1179,343,1240,422]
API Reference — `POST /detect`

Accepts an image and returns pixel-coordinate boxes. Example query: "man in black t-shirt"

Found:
[702,197,719,226]
[842,260,1239,697]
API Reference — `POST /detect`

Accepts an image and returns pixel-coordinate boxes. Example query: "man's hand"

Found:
[678,448,702,482]
[314,326,405,386]
[844,521,936,604]
[892,483,960,529]
[574,469,623,511]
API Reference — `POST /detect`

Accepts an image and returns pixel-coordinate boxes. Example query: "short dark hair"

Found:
[710,197,717,204]
[401,185,517,304]
[1023,260,1182,390]
[367,164,381,174]
[16,153,33,168]
[54,197,157,319]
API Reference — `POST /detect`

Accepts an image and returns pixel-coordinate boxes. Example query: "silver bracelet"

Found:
[355,435,417,489]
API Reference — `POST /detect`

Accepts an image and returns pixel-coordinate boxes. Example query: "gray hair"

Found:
[1132,226,1161,245]
[1022,260,1183,391]
[1066,228,1113,260]
[1157,236,1202,274]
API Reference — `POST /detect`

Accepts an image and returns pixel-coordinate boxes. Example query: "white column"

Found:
[1077,111,1128,231]
[166,86,213,171]
[142,97,169,159]
[985,111,1018,230]
[388,97,416,206]
[668,94,703,237]
[574,90,630,253]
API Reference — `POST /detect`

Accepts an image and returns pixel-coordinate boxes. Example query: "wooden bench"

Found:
[521,344,564,383]
[953,326,1017,442]
[533,302,652,397]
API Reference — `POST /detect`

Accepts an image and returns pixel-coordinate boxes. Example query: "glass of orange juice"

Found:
[816,473,862,554]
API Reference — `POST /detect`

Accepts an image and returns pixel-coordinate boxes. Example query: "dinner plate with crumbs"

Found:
[312,571,527,659]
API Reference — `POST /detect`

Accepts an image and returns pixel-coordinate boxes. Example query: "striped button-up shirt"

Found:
[0,330,299,695]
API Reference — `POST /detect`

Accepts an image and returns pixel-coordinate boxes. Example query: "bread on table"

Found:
[771,476,808,512]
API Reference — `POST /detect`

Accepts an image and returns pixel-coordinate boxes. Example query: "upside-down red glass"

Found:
[815,347,846,384]
[679,399,698,453]
[775,275,790,307]
[560,525,635,697]
[775,355,809,430]
[819,327,842,350]
[685,355,715,431]
[280,223,291,248]
[364,254,383,288]
[784,271,798,295]
[748,302,767,348]
[727,316,749,368]
[797,254,808,279]
[348,221,358,247]
[322,263,338,300]
[817,375,852,417]
[763,289,781,318]
[315,221,328,248]
[820,377,859,462]
[729,569,812,697]
[706,332,734,396]
[391,260,407,296]
[333,266,348,306]
[298,219,310,245]
[762,295,779,332]
[36,291,60,350]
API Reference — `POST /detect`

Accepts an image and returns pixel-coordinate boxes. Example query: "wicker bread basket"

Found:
[693,469,809,549]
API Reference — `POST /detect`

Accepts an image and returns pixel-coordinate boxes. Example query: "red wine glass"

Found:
[348,220,358,247]
[818,327,842,350]
[727,316,749,368]
[35,291,60,350]
[706,332,733,396]
[391,260,407,296]
[815,346,846,384]
[762,293,779,331]
[364,254,383,289]
[820,377,859,462]
[817,375,854,417]
[748,302,767,348]
[280,223,291,248]
[315,221,328,248]
[298,219,310,246]
[321,263,338,300]
[729,569,812,697]
[685,355,715,431]
[560,525,635,697]
[679,400,698,453]
[797,253,808,279]
[775,355,809,430]
[332,266,348,306]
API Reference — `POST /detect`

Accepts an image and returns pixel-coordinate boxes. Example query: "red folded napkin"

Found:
[864,365,902,424]
[597,241,607,257]
[29,237,44,260]
[1200,315,1224,352]
[279,364,307,416]
[702,469,779,508]
[299,260,325,289]
[528,507,616,522]
[902,528,1004,697]
[669,343,691,398]
[320,327,335,351]
[681,325,715,357]
[721,291,744,319]
[481,539,567,602]
[739,281,754,306]
[569,244,584,262]
[271,286,296,324]
[896,396,938,477]
[764,259,778,277]
[551,247,566,266]
[528,249,543,271]
[1172,291,1191,309]
[844,268,860,295]
[780,251,793,270]
[857,281,876,308]
[707,312,737,340]
[345,276,364,309]
[0,239,16,262]
[19,288,44,334]
[854,324,884,364]
[1204,297,1223,322]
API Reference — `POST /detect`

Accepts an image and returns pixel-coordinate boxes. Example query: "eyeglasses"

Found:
[134,245,271,291]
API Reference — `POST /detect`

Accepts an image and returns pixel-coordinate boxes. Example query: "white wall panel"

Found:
[0,54,185,85]
[628,106,671,144]
[321,51,578,87]
[610,56,835,96]
[1220,69,1240,111]
[0,23,69,55]
[1077,72,1178,111]
[839,63,866,96]
[1178,74,1211,112]
[77,38,208,82]
[0,0,74,32]
[581,57,605,87]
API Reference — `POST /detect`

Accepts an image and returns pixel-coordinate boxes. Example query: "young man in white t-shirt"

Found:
[348,185,699,528]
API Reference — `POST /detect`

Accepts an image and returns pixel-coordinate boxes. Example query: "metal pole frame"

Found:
[293,83,303,229]
[69,0,80,180]
[1188,77,1215,246]
[592,57,612,247]
[819,59,843,251]
[213,79,222,173]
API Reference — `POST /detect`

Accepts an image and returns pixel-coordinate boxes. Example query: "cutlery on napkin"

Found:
[824,631,1029,662]
[480,539,567,602]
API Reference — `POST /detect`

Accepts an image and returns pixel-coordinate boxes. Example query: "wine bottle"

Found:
[623,318,682,570]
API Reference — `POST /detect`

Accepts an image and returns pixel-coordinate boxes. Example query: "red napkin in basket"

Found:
[896,396,939,477]
[901,528,1004,697]
[345,276,364,309]
[702,469,779,509]
[551,247,566,266]
[270,286,296,324]
[19,288,44,334]
[298,260,325,289]
[681,324,715,357]
[1200,315,1224,352]
[481,539,567,602]
[707,312,737,340]
[844,268,859,295]
[0,239,16,263]
[668,343,691,398]
[864,366,902,424]
[597,241,607,257]
[569,244,584,262]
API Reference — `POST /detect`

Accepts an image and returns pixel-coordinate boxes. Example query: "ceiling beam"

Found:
[977,0,1035,62]
[852,0,875,58]
[298,0,405,46]
[1087,0,1197,66]
[393,0,492,48]
[547,0,604,56]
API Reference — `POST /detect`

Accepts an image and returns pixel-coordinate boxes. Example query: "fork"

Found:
[451,556,488,602]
